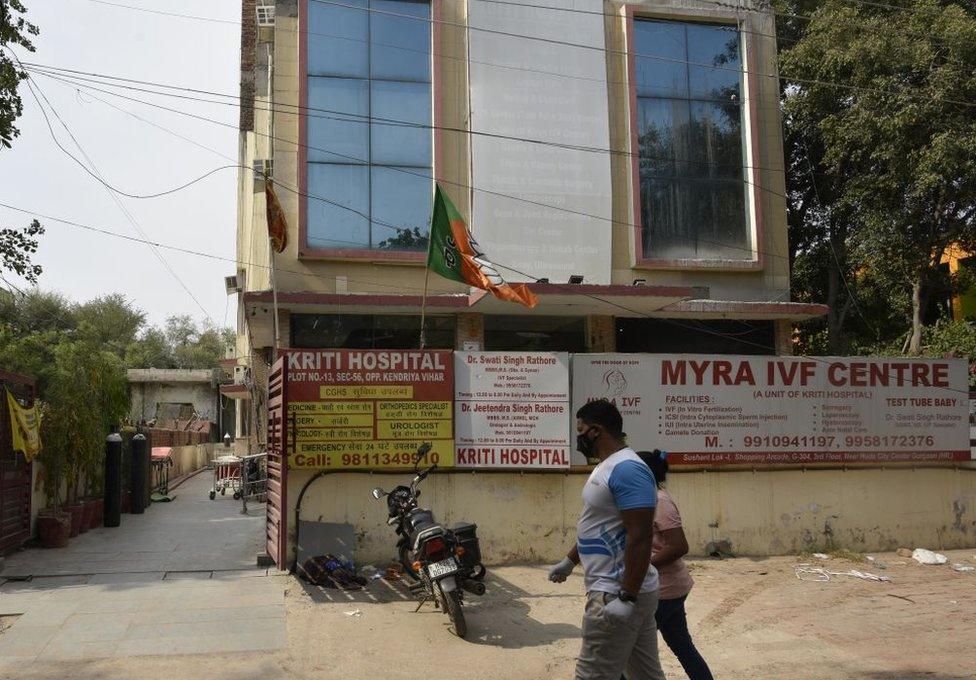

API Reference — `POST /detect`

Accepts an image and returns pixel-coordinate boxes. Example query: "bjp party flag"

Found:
[427,185,538,308]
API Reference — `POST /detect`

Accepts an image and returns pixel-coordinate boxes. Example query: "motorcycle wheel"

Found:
[443,587,467,639]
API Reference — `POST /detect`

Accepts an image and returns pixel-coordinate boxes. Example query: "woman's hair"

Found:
[636,449,668,488]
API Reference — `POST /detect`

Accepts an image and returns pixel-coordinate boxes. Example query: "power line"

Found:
[17,62,217,322]
[66,77,801,320]
[302,0,975,109]
[7,195,969,397]
[488,258,972,396]
[85,0,239,24]
[837,0,951,17]
[81,0,965,71]
[0,202,445,298]
[30,65,799,264]
[24,62,786,173]
[78,0,974,108]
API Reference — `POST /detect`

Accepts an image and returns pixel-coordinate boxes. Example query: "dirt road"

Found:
[4,549,975,679]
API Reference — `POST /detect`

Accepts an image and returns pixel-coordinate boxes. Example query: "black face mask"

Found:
[576,427,598,457]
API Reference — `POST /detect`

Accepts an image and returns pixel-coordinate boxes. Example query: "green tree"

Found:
[38,339,127,507]
[164,314,197,348]
[0,0,37,147]
[173,322,234,369]
[377,226,429,251]
[780,0,976,353]
[125,327,175,369]
[0,290,73,394]
[0,4,44,283]
[0,218,43,283]
[76,293,146,358]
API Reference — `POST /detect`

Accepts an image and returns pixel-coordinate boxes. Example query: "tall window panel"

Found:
[306,0,432,252]
[634,19,748,260]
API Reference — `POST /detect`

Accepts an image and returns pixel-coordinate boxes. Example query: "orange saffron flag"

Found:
[266,180,287,253]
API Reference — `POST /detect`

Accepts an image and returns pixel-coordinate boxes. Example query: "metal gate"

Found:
[0,371,34,554]
[265,357,288,569]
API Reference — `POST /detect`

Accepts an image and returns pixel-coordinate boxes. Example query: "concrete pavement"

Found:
[1,472,266,578]
[0,473,283,665]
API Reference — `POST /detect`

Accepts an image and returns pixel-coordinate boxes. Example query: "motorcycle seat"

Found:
[408,509,436,531]
[413,525,445,551]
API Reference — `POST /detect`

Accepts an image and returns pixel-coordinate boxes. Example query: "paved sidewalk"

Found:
[0,473,283,666]
[0,473,266,578]
[0,576,284,664]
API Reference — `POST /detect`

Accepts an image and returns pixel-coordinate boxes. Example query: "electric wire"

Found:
[302,0,976,109]
[29,65,799,264]
[20,73,218,323]
[2,196,966,396]
[80,0,968,71]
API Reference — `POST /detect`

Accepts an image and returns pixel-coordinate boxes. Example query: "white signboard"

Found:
[455,352,571,468]
[468,0,613,285]
[572,355,970,466]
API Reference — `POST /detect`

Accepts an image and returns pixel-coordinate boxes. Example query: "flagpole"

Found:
[419,226,434,350]
[270,236,280,353]
[268,178,281,354]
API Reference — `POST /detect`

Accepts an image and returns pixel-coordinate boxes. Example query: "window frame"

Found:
[626,9,764,271]
[298,0,441,262]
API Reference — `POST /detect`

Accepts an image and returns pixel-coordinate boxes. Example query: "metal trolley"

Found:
[210,454,243,500]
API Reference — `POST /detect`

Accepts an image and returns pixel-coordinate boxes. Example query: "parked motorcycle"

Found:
[371,443,486,638]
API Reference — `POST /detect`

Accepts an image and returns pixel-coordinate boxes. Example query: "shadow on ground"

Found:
[856,673,974,680]
[297,568,580,649]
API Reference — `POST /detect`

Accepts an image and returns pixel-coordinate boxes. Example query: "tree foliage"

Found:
[377,226,429,251]
[0,290,233,505]
[0,3,44,284]
[0,218,43,283]
[781,0,976,355]
[38,340,127,507]
[0,0,37,148]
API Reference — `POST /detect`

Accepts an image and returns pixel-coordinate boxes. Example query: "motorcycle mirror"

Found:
[371,487,385,499]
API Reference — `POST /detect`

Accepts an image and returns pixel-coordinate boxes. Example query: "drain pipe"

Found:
[291,470,332,573]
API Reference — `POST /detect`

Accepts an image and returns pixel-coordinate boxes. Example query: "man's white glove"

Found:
[548,557,575,583]
[601,596,636,625]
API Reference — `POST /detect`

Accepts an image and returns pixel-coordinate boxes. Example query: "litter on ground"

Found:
[912,549,948,565]
[795,564,891,582]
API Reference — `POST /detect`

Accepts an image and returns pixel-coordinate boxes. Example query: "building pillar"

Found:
[277,308,291,349]
[455,313,484,351]
[774,319,793,356]
[586,315,616,352]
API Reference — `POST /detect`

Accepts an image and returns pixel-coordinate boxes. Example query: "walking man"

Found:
[549,399,666,680]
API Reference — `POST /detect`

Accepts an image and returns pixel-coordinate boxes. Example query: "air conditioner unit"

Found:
[224,275,241,295]
[233,365,248,385]
[252,159,273,191]
[256,1,275,41]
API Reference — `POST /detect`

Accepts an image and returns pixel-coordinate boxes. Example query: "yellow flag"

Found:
[7,389,41,462]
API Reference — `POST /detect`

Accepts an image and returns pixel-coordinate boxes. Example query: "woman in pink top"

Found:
[637,450,713,680]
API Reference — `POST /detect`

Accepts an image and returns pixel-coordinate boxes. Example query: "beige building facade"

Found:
[230,1,975,568]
